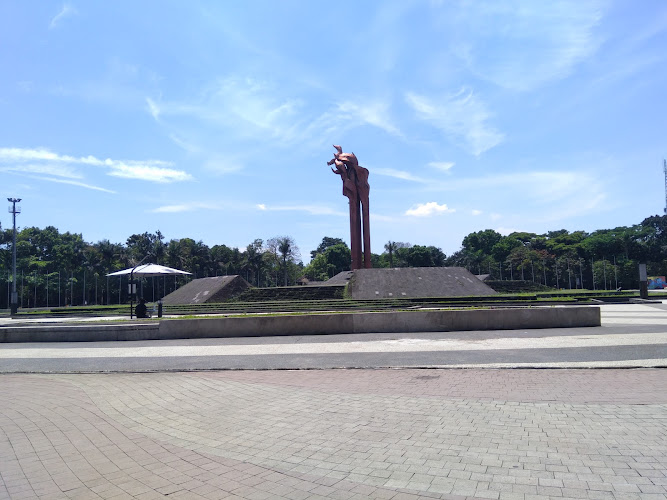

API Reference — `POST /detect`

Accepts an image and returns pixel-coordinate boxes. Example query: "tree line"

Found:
[1,214,665,307]
[0,228,302,307]
[444,215,666,290]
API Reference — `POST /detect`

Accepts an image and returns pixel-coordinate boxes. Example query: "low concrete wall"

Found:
[160,306,600,339]
[0,323,160,343]
[0,306,600,343]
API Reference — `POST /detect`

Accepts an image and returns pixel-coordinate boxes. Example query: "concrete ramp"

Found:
[346,267,497,299]
[162,275,251,305]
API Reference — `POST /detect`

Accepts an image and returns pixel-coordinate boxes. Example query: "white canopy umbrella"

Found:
[107,263,192,278]
[107,264,191,318]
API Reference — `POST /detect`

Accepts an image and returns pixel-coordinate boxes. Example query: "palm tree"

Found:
[384,241,396,267]
[245,239,264,286]
[277,236,300,286]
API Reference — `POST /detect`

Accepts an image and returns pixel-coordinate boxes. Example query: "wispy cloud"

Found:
[0,162,81,179]
[145,77,401,151]
[428,161,455,172]
[146,77,306,144]
[0,147,192,184]
[447,0,605,91]
[496,226,521,236]
[472,209,482,216]
[405,202,455,217]
[150,202,221,213]
[336,100,401,136]
[168,133,200,153]
[469,171,603,208]
[108,163,192,183]
[152,201,345,216]
[146,97,160,121]
[203,156,244,175]
[5,171,115,193]
[37,177,116,193]
[374,168,429,183]
[50,3,77,29]
[256,204,346,216]
[406,88,504,156]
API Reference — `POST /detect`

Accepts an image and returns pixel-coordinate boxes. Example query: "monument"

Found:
[328,145,371,269]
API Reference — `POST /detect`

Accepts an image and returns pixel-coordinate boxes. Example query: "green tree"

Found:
[384,241,398,267]
[405,245,433,267]
[303,253,332,281]
[277,236,300,286]
[310,237,346,260]
[462,229,502,255]
[244,239,264,286]
[303,243,350,280]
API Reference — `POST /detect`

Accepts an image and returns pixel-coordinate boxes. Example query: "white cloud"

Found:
[203,157,243,175]
[151,204,191,213]
[0,147,192,184]
[374,168,429,183]
[0,163,81,179]
[434,170,604,206]
[336,100,401,136]
[17,174,115,193]
[405,202,455,217]
[147,77,306,144]
[145,77,401,151]
[472,209,482,216]
[43,178,115,193]
[406,88,504,156]
[146,97,160,121]
[107,163,192,183]
[168,134,199,153]
[256,204,346,216]
[447,0,604,91]
[496,226,521,236]
[50,3,77,29]
[428,161,455,172]
[150,202,222,213]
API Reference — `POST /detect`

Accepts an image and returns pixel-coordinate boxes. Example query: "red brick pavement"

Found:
[209,368,667,405]
[1,370,666,500]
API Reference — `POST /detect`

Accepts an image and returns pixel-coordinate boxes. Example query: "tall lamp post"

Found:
[8,198,21,315]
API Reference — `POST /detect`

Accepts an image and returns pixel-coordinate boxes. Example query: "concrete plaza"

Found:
[1,302,666,499]
[2,369,666,500]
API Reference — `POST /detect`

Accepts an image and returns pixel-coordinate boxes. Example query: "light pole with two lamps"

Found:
[8,198,21,315]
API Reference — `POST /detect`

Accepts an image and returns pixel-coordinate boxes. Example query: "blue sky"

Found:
[1,0,666,261]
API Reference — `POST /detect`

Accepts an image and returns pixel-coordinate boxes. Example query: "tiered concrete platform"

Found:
[162,275,251,305]
[344,267,497,299]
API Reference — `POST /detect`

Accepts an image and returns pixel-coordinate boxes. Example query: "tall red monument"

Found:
[328,145,371,270]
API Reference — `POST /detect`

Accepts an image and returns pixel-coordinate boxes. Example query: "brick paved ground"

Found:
[1,369,666,500]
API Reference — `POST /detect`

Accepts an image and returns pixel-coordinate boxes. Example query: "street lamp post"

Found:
[7,198,21,315]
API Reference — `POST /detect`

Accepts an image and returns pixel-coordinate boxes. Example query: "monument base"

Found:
[329,267,497,299]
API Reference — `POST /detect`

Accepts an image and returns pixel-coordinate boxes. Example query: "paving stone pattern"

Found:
[1,369,666,500]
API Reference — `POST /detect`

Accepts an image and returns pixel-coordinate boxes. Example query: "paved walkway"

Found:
[2,369,666,500]
[1,302,666,499]
[1,302,666,372]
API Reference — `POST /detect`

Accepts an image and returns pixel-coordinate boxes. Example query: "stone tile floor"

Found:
[1,369,666,499]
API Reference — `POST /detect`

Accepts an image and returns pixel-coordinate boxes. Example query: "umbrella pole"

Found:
[130,270,134,319]
[129,255,150,319]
